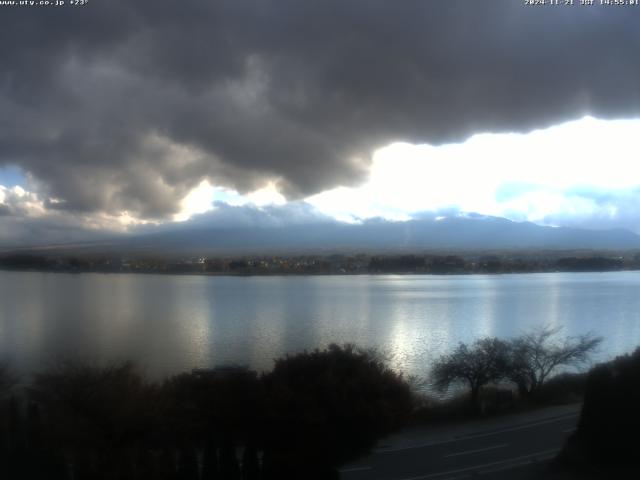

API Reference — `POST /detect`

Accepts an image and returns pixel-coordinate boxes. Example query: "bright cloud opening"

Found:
[173,180,217,222]
[246,182,287,207]
[306,116,640,229]
[173,180,288,222]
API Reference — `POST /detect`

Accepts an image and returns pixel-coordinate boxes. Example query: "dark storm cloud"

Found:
[0,212,117,248]
[1,0,640,218]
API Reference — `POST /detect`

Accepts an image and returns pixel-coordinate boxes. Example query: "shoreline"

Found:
[1,267,639,277]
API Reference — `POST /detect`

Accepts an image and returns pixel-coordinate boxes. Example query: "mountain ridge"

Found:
[4,213,639,256]
[100,213,640,255]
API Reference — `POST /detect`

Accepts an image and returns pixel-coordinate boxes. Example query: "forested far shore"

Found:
[1,250,640,276]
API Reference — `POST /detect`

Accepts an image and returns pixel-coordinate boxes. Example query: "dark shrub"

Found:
[159,366,265,447]
[572,348,640,468]
[533,372,587,405]
[31,361,157,451]
[28,361,159,479]
[263,344,414,476]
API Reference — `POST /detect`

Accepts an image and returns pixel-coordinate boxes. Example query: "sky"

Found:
[2,0,640,246]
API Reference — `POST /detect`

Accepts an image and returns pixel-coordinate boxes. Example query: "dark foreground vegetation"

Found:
[0,345,413,480]
[0,329,634,479]
[427,327,601,415]
[1,250,639,275]
[558,347,640,476]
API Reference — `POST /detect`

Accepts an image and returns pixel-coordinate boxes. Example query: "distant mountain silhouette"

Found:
[111,214,640,254]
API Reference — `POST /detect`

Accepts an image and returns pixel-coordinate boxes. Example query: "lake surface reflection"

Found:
[1,271,639,384]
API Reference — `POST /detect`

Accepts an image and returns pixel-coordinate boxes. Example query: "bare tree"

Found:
[505,326,602,398]
[432,337,509,412]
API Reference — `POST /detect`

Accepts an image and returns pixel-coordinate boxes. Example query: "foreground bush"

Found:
[532,372,587,405]
[564,347,640,470]
[0,362,17,399]
[262,344,414,478]
[0,345,414,480]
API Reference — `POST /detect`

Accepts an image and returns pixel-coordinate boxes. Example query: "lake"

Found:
[1,270,639,389]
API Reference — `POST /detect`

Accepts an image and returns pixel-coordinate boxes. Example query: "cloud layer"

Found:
[2,1,640,221]
[307,117,640,230]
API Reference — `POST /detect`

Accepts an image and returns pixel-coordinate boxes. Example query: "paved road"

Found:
[340,406,580,480]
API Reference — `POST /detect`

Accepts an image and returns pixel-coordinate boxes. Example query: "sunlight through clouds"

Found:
[247,182,287,207]
[5,116,640,239]
[173,180,287,222]
[306,116,640,226]
[173,180,217,222]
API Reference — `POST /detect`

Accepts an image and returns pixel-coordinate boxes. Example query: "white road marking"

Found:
[377,413,578,453]
[443,443,508,458]
[397,448,561,480]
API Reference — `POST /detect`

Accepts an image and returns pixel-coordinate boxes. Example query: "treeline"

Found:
[369,254,634,274]
[2,252,640,275]
[0,345,413,480]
